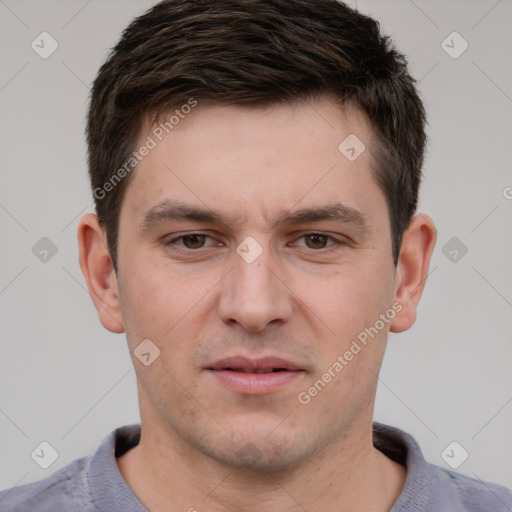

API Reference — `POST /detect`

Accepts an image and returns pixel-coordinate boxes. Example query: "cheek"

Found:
[118,258,222,357]
[307,256,395,338]
[118,264,185,338]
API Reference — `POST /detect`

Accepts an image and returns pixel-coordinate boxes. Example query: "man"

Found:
[1,0,510,510]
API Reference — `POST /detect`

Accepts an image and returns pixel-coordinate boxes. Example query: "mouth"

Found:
[219,368,290,373]
[206,355,305,394]
[207,355,303,372]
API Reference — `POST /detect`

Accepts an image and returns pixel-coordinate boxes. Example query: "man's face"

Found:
[115,97,398,470]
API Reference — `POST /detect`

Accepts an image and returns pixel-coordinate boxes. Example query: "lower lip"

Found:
[207,369,305,394]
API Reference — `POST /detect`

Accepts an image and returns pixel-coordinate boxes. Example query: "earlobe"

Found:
[77,213,125,333]
[389,213,437,333]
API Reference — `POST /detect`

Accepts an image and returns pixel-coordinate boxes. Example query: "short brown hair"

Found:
[87,0,426,273]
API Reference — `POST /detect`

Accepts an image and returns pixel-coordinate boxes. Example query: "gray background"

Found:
[1,0,511,492]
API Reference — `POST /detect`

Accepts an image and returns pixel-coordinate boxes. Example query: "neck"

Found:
[117,416,406,512]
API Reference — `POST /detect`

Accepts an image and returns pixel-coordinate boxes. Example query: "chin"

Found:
[208,427,316,473]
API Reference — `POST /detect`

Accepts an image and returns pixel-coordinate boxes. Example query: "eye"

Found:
[294,233,341,251]
[166,233,216,251]
[165,232,346,254]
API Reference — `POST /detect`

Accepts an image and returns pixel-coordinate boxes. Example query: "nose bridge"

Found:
[217,238,292,331]
[235,252,276,300]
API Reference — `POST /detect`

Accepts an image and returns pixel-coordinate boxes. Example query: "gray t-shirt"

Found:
[1,422,511,511]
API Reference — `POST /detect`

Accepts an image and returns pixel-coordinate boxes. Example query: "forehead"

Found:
[119,97,384,230]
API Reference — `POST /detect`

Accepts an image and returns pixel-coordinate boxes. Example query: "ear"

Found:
[389,213,437,333]
[77,213,124,333]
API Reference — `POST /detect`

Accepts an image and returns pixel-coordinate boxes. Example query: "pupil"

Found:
[184,234,205,249]
[307,234,326,249]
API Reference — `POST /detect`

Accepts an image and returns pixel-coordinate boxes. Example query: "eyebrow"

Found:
[139,199,368,233]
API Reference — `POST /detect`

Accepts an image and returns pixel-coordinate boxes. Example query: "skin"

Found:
[78,96,436,512]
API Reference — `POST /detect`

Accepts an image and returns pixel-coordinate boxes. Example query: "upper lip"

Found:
[207,355,304,372]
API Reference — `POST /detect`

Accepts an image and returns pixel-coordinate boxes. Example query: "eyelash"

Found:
[164,232,346,254]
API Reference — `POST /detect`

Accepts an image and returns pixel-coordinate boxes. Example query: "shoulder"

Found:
[372,422,512,512]
[427,464,512,511]
[0,456,96,512]
[0,424,142,512]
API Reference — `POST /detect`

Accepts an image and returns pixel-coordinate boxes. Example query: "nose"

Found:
[216,244,293,332]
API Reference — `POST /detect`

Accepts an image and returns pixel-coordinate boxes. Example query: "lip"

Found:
[207,355,303,372]
[206,355,305,395]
